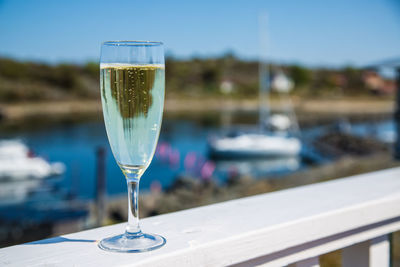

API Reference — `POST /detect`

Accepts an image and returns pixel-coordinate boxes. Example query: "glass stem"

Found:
[126,180,141,236]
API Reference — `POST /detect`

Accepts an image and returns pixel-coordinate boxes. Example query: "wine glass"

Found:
[98,41,165,252]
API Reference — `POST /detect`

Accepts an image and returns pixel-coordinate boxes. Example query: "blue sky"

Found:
[0,0,399,67]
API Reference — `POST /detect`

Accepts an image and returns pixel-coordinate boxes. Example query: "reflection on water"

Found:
[214,157,301,179]
[351,120,395,144]
[0,174,87,246]
[0,179,41,205]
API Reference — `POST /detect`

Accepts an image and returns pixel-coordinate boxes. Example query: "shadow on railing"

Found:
[27,237,96,245]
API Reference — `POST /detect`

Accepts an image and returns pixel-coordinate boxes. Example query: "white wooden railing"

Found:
[1,167,400,267]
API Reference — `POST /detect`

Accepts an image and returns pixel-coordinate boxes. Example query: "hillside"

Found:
[0,56,392,103]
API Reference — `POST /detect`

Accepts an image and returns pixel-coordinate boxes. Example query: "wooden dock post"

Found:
[95,146,106,227]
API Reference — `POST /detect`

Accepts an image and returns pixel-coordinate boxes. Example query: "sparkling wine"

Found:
[100,63,165,178]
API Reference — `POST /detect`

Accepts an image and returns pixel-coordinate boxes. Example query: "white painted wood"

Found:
[342,235,390,267]
[370,235,390,267]
[288,257,319,267]
[232,218,400,267]
[0,167,400,267]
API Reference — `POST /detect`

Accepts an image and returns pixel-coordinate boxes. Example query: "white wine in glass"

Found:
[98,41,165,253]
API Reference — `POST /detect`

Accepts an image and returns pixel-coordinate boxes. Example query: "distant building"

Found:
[363,70,396,95]
[331,73,347,88]
[220,79,234,94]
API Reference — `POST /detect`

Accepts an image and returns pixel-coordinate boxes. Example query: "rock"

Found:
[314,132,388,157]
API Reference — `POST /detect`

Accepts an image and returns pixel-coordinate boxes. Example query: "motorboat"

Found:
[0,140,65,180]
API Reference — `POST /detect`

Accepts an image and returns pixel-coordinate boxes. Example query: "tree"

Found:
[289,65,312,87]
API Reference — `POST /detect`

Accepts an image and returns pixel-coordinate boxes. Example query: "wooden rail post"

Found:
[342,235,390,267]
[395,67,400,159]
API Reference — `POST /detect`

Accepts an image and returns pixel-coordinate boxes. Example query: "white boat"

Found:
[210,134,301,158]
[0,140,65,180]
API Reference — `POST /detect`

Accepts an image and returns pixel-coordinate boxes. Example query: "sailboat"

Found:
[208,72,302,159]
[209,15,301,159]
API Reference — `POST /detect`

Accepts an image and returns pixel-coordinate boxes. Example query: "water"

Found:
[0,118,218,202]
[350,120,395,143]
[0,116,394,221]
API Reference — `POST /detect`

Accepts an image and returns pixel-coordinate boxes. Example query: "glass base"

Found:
[98,232,166,253]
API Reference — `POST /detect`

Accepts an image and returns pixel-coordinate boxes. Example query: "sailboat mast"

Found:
[259,13,269,133]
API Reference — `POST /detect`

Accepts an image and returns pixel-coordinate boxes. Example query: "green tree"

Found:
[289,65,312,87]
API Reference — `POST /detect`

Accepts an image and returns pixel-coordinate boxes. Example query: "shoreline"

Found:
[0,98,394,123]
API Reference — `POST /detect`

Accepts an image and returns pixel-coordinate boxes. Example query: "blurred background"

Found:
[0,0,399,264]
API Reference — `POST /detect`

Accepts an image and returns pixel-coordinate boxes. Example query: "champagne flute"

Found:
[98,41,165,252]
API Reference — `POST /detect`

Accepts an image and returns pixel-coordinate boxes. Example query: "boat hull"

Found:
[209,134,301,159]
